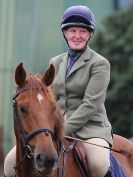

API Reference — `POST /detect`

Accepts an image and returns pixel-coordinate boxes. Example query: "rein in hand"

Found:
[65,136,131,158]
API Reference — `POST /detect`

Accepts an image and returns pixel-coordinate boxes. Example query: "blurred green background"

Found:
[0,0,133,175]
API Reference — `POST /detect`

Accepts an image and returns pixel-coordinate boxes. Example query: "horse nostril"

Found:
[45,157,55,168]
[44,154,58,169]
[36,153,58,170]
[36,154,45,168]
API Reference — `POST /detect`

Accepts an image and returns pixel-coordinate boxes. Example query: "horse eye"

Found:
[18,106,28,114]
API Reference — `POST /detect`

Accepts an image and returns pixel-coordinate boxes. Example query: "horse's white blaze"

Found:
[37,93,44,103]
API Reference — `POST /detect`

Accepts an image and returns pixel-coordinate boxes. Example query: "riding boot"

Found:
[104,168,112,177]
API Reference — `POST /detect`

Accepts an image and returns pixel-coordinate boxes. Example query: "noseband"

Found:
[13,86,56,157]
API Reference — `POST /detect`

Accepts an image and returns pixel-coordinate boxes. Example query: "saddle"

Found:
[74,141,91,177]
[63,138,127,177]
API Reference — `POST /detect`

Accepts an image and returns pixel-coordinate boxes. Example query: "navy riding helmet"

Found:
[61,5,96,32]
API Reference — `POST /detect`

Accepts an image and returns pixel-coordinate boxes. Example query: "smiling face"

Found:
[63,26,91,50]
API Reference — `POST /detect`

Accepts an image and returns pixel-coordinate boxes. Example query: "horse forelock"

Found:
[24,73,54,100]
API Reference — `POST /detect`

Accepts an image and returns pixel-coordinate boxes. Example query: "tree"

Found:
[91,5,133,138]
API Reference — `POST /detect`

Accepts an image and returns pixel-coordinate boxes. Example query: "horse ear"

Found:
[15,62,26,87]
[42,64,55,86]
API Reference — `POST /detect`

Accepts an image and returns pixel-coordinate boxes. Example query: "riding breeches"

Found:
[82,138,110,177]
[4,146,16,177]
[4,138,110,177]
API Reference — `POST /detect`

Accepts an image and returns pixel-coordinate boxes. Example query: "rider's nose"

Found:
[74,32,80,38]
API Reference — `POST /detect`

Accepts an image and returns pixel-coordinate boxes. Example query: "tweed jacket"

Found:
[50,46,113,145]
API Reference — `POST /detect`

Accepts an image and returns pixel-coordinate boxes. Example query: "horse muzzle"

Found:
[35,152,59,174]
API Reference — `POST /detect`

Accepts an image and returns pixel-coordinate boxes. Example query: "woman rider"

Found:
[50,5,113,177]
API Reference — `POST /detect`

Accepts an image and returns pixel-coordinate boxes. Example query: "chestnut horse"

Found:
[13,63,133,177]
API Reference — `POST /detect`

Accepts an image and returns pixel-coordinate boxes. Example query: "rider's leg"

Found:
[4,146,16,177]
[82,138,111,177]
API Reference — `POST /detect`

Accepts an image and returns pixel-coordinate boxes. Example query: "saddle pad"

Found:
[110,153,126,177]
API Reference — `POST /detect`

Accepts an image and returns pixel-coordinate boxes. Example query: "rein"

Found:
[65,136,131,157]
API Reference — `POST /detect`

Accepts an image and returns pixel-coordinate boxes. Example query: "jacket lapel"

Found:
[59,54,68,82]
[66,46,91,78]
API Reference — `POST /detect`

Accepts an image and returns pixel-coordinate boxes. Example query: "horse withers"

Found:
[5,63,133,177]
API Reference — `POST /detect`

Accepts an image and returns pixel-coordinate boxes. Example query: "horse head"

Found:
[13,63,64,175]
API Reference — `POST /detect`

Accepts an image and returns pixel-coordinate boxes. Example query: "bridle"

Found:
[13,86,62,170]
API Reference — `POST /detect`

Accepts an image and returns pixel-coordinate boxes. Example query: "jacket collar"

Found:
[59,46,92,81]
